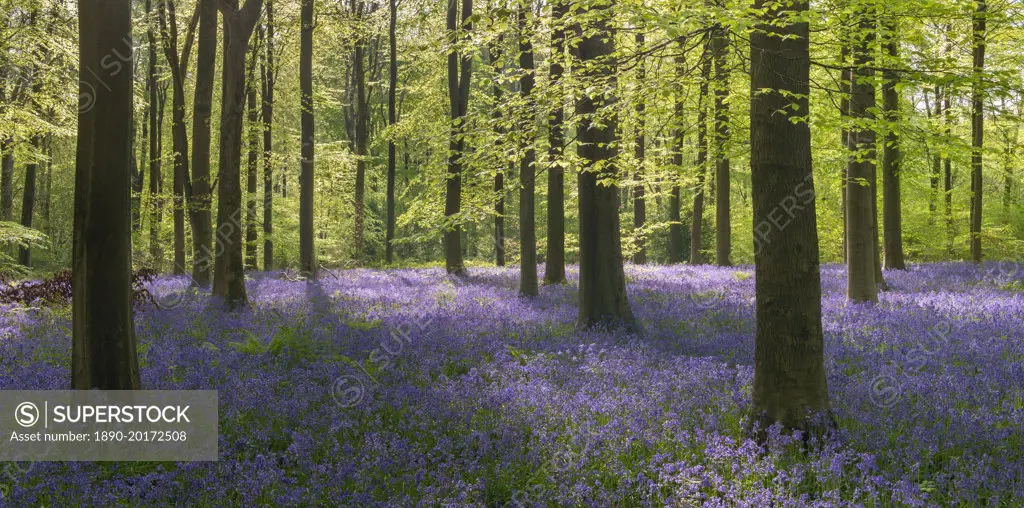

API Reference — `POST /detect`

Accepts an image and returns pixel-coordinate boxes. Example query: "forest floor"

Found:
[1,262,1023,506]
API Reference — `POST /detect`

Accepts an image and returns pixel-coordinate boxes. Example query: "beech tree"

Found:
[72,0,140,390]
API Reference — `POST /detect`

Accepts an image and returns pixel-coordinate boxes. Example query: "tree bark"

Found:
[518,6,537,297]
[489,40,505,267]
[260,2,275,270]
[18,137,39,267]
[544,0,568,280]
[444,0,472,276]
[385,0,397,263]
[353,0,368,263]
[881,17,905,270]
[213,0,263,306]
[147,0,164,272]
[667,41,685,264]
[690,49,711,265]
[245,47,259,270]
[712,11,731,267]
[72,0,141,390]
[632,30,646,265]
[576,0,634,328]
[970,0,986,263]
[189,0,217,285]
[845,5,878,303]
[299,0,315,277]
[748,0,830,435]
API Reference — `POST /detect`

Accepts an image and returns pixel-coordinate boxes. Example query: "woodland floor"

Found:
[1,262,1023,506]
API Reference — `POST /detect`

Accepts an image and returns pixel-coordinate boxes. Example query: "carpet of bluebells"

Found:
[1,262,1023,506]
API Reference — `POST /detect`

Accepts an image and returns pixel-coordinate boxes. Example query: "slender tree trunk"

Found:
[444,0,472,276]
[0,138,13,222]
[881,17,905,270]
[189,0,216,285]
[518,6,538,296]
[213,0,263,306]
[576,0,634,328]
[72,0,140,390]
[667,41,685,264]
[260,2,275,270]
[42,135,52,233]
[690,49,711,265]
[839,30,850,263]
[632,30,647,265]
[147,0,164,271]
[245,50,259,270]
[846,5,878,302]
[353,0,368,263]
[386,0,397,264]
[970,0,986,263]
[489,40,505,267]
[927,87,941,220]
[544,0,568,280]
[18,136,39,266]
[944,90,954,256]
[299,0,315,277]
[748,0,830,435]
[712,10,731,266]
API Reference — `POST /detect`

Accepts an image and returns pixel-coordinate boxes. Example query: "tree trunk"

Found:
[157,0,197,276]
[385,0,397,264]
[748,0,830,435]
[839,30,850,263]
[489,40,505,267]
[353,0,368,263]
[667,41,685,264]
[881,18,905,270]
[544,0,568,280]
[970,0,986,263]
[299,0,315,277]
[690,50,711,265]
[518,7,537,297]
[41,135,52,234]
[0,138,13,222]
[576,0,634,328]
[944,90,954,256]
[927,87,941,221]
[213,0,263,306]
[18,137,39,267]
[845,6,878,303]
[189,0,217,285]
[245,49,259,270]
[72,0,141,390]
[712,11,731,267]
[147,0,164,271]
[260,2,275,270]
[632,31,647,265]
[444,0,472,276]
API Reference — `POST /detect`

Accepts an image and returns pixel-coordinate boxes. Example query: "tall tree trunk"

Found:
[260,2,275,270]
[712,10,731,267]
[881,17,905,270]
[489,40,505,267]
[544,0,568,280]
[0,138,13,222]
[927,87,941,220]
[158,0,198,276]
[72,0,140,390]
[299,0,315,277]
[41,135,52,234]
[944,89,954,256]
[748,0,830,435]
[632,30,647,265]
[147,0,164,271]
[444,0,472,276]
[690,49,711,265]
[18,137,39,267]
[576,0,634,328]
[385,0,397,264]
[518,6,537,297]
[845,5,878,303]
[839,29,850,263]
[353,0,368,263]
[213,0,263,306]
[189,0,217,285]
[245,48,259,270]
[970,0,986,263]
[667,41,685,264]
